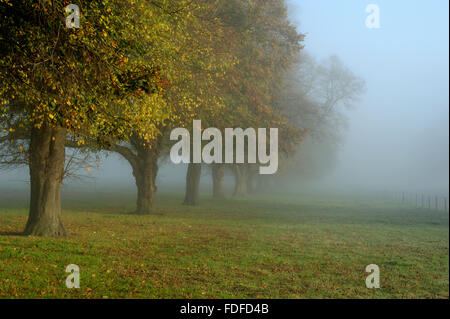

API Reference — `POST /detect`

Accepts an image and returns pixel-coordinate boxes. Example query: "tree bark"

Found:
[211,164,225,198]
[111,135,161,215]
[132,148,158,214]
[233,165,248,197]
[184,163,201,205]
[24,125,67,237]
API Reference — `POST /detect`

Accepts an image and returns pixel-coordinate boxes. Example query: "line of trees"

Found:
[0,0,363,237]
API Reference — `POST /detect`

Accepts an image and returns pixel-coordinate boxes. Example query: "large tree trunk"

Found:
[233,165,248,197]
[211,164,225,198]
[183,163,201,205]
[24,126,67,237]
[111,135,161,215]
[132,148,159,214]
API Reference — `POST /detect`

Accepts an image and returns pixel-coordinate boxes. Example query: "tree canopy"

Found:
[0,0,362,236]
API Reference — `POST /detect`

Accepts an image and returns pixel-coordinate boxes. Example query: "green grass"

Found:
[0,191,448,299]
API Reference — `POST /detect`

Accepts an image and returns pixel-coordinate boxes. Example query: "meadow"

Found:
[0,189,448,299]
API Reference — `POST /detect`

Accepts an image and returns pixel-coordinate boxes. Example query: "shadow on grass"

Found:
[0,231,25,237]
[127,211,165,216]
[97,210,166,216]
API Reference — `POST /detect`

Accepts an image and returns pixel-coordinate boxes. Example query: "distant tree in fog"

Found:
[268,53,365,187]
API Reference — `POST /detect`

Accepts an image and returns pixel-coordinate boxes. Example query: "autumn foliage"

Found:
[0,0,307,235]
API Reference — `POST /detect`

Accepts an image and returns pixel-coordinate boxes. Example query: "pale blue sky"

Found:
[287,0,449,192]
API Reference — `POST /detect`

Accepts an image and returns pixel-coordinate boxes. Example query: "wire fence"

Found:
[393,192,449,212]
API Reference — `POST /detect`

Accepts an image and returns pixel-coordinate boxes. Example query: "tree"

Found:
[105,135,163,214]
[211,163,225,198]
[89,0,241,212]
[184,0,305,201]
[0,0,177,235]
[183,162,202,205]
[274,52,365,184]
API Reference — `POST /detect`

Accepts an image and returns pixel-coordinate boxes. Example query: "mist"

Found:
[285,0,449,196]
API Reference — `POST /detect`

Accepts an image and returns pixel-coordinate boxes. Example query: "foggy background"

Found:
[285,0,449,195]
[1,0,448,199]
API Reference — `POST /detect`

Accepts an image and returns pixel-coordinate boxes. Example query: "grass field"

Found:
[0,190,448,299]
